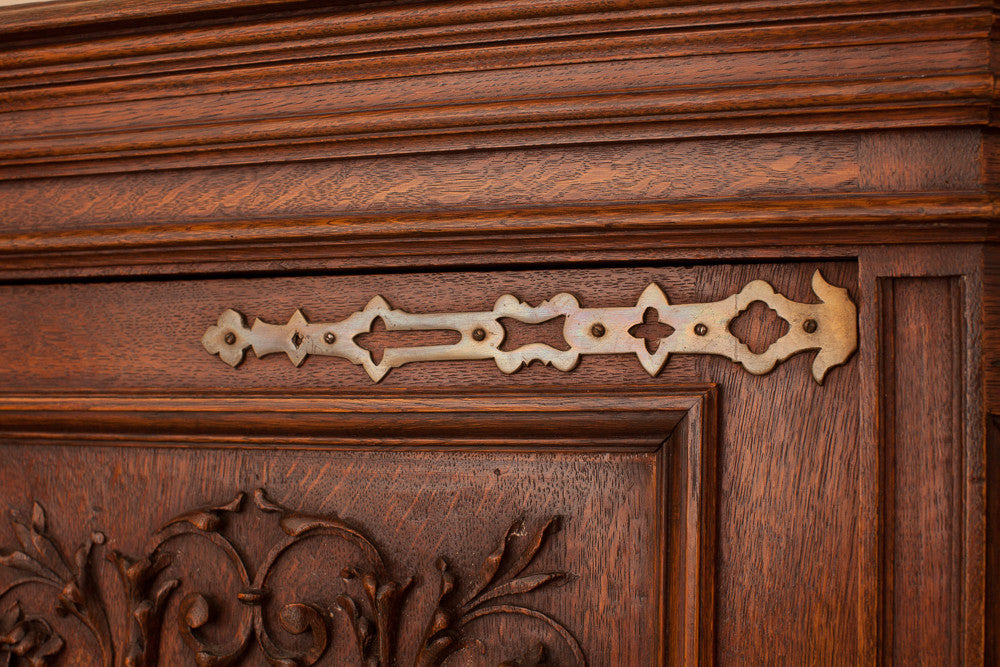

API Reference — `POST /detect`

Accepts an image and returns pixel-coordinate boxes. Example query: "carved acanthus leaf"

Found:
[0,600,63,666]
[1,494,584,666]
[418,516,581,667]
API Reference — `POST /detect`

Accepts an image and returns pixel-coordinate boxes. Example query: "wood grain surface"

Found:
[858,245,988,665]
[0,388,715,665]
[0,0,995,664]
[880,277,964,663]
[0,262,854,394]
[0,0,992,180]
[0,260,857,663]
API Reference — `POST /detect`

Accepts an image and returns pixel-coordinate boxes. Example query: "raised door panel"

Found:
[0,390,714,665]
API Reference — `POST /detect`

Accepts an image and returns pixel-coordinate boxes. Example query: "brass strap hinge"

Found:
[202,270,857,384]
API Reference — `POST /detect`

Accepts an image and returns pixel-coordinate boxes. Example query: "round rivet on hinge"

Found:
[694,323,708,336]
[803,319,818,334]
[591,323,606,338]
[472,328,487,341]
[224,332,237,345]
[324,331,336,344]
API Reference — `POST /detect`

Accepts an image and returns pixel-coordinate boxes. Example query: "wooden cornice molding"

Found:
[0,0,996,179]
[0,1,989,94]
[0,73,992,181]
[0,0,987,50]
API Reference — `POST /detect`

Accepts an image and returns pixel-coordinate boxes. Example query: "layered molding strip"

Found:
[0,193,992,280]
[0,0,994,179]
[202,270,857,384]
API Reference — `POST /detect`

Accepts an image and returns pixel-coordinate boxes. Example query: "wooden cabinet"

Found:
[0,1,995,664]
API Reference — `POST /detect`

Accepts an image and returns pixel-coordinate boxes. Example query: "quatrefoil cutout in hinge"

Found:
[202,270,857,384]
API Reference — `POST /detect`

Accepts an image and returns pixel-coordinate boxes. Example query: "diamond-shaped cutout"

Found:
[628,307,674,354]
[291,331,303,348]
[729,300,789,354]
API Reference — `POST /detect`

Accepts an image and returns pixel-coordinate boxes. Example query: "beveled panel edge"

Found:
[0,385,713,450]
[667,385,717,666]
[0,384,719,663]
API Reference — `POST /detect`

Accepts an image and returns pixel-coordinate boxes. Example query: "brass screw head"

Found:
[591,323,606,338]
[472,328,487,341]
[803,319,818,334]
[224,332,237,345]
[694,323,708,336]
[324,331,336,344]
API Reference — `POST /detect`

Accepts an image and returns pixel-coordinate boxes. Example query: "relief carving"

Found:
[0,491,582,666]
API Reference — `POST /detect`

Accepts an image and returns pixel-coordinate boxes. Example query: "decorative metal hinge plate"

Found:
[203,270,857,384]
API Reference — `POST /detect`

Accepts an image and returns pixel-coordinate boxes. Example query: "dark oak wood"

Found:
[0,389,716,665]
[0,0,995,664]
[858,244,988,665]
[880,277,964,663]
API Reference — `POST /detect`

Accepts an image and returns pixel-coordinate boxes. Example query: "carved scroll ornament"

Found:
[203,271,856,384]
[0,492,580,666]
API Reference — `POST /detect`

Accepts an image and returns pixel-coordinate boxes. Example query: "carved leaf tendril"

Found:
[0,601,64,666]
[418,516,582,667]
[0,505,113,667]
[1,496,584,666]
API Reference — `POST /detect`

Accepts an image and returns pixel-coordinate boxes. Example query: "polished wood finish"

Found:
[0,389,715,664]
[880,277,965,662]
[0,0,995,664]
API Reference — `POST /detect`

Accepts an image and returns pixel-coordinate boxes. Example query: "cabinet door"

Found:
[0,262,863,664]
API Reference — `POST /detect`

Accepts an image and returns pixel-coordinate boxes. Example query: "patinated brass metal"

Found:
[202,270,857,384]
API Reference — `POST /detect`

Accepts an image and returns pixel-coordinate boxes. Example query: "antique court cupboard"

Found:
[0,0,997,664]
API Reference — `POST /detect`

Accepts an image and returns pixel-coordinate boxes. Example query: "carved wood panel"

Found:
[0,389,715,665]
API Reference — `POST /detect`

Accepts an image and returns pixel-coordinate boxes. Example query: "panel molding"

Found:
[0,387,704,448]
[858,245,986,665]
[0,386,718,665]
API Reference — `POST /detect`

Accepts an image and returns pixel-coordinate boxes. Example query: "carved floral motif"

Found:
[0,491,582,666]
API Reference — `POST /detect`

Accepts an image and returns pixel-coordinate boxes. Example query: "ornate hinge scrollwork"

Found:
[203,270,857,384]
